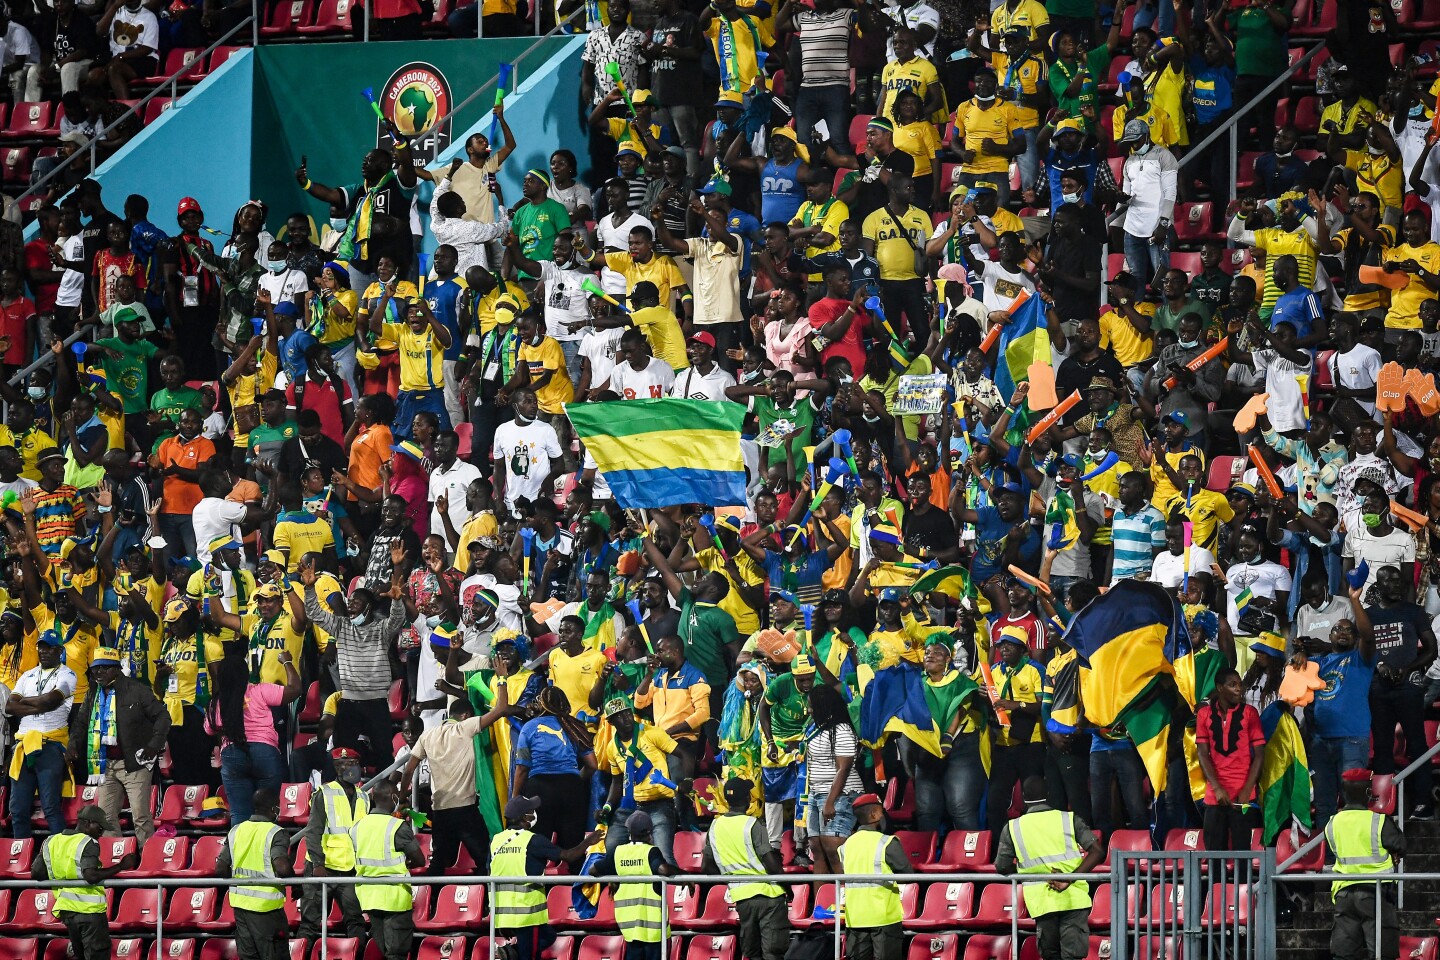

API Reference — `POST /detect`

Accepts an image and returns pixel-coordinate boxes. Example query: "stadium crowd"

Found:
[0,0,1437,957]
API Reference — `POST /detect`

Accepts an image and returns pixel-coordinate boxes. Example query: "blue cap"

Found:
[1163,410,1190,427]
[1059,453,1083,470]
[878,587,904,603]
[273,302,300,318]
[769,588,798,605]
[38,629,62,647]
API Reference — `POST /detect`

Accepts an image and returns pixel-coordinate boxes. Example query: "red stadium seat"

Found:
[885,780,916,824]
[310,938,360,960]
[160,785,210,824]
[40,941,66,960]
[1293,0,1337,36]
[1147,883,1183,925]
[4,102,56,139]
[143,98,175,126]
[1173,202,1217,243]
[1106,253,1126,281]
[1133,936,1179,960]
[298,682,323,724]
[684,884,739,932]
[1169,252,1203,278]
[671,833,706,874]
[388,679,407,720]
[907,881,975,931]
[1371,774,1396,814]
[415,938,467,960]
[0,939,37,960]
[1199,883,1251,928]
[920,830,994,873]
[165,887,221,933]
[1418,0,1440,29]
[791,883,834,927]
[574,937,624,960]
[198,941,238,960]
[542,935,577,960]
[960,936,1012,960]
[181,836,224,878]
[111,888,162,934]
[52,785,103,829]
[0,839,33,880]
[1402,937,1438,960]
[1163,828,1205,856]
[415,885,486,933]
[2,889,63,933]
[684,936,736,960]
[141,47,202,85]
[100,836,138,869]
[455,421,473,459]
[148,940,197,960]
[548,886,615,930]
[277,783,313,825]
[1275,830,1324,873]
[907,934,959,960]
[779,834,810,873]
[667,885,702,931]
[1,147,31,185]
[200,46,243,76]
[960,884,1030,931]
[261,0,314,36]
[112,940,147,960]
[1291,96,1321,135]
[849,115,875,149]
[894,830,936,867]
[289,943,307,960]
[298,0,356,34]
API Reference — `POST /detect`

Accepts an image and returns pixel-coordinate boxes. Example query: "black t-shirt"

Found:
[1043,234,1099,325]
[852,150,915,222]
[341,180,414,274]
[1056,351,1125,425]
[276,433,347,487]
[902,503,957,557]
[648,13,705,108]
[1363,601,1428,674]
[40,10,99,60]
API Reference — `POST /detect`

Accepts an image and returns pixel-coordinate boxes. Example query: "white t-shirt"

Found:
[258,268,309,313]
[107,5,159,57]
[537,260,592,342]
[980,262,1035,316]
[1331,344,1382,418]
[0,22,38,68]
[1342,525,1416,592]
[1224,560,1294,633]
[549,182,593,220]
[56,235,84,308]
[428,459,483,538]
[465,573,523,632]
[0,477,37,500]
[582,449,613,500]
[609,357,675,400]
[1253,349,1312,433]
[192,497,248,563]
[579,327,624,394]
[882,0,939,58]
[13,665,76,734]
[669,364,737,401]
[491,418,562,509]
[1150,545,1219,589]
[596,212,653,296]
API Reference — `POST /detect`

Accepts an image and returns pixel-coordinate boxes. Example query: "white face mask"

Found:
[1367,144,1383,156]
[1135,142,1152,155]
[1061,192,1080,205]
[350,612,368,626]
[26,386,44,400]
[975,94,996,106]
[1178,338,1199,349]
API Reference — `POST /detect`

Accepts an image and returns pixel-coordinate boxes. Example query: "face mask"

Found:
[514,412,535,425]
[26,386,44,400]
[1367,144,1383,156]
[1061,192,1080,205]
[1087,446,1109,459]
[1178,338,1199,350]
[350,613,368,626]
[1411,103,1427,118]
[1135,142,1152,155]
[1274,148,1293,158]
[266,259,288,273]
[975,94,996,106]
[339,766,362,785]
[1362,512,1384,528]
[425,614,442,628]
[530,334,544,346]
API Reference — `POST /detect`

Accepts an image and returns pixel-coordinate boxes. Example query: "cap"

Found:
[37,629,62,647]
[1057,453,1082,471]
[1227,482,1257,499]
[273,301,301,318]
[1053,117,1085,136]
[697,176,733,197]
[1108,270,1138,289]
[968,182,998,195]
[177,196,202,218]
[616,145,643,159]
[820,588,847,606]
[713,514,742,535]
[878,586,904,603]
[261,549,288,568]
[771,126,798,145]
[723,777,754,801]
[91,647,121,668]
[715,90,744,108]
[852,793,883,810]
[769,588,798,605]
[391,440,426,462]
[505,795,542,820]
[604,697,632,718]
[162,599,191,623]
[36,447,65,464]
[59,536,92,561]
[587,510,613,533]
[790,654,817,676]
[330,747,360,761]
[996,625,1029,647]
[1250,633,1285,660]
[1086,376,1118,392]
[207,534,242,556]
[428,624,457,648]
[687,331,717,349]
[866,116,895,134]
[253,583,284,600]
[1356,465,1388,488]
[1118,118,1150,144]
[625,810,654,835]
[77,805,115,830]
[630,88,655,106]
[1163,410,1190,427]
[1341,768,1372,783]
[113,306,142,326]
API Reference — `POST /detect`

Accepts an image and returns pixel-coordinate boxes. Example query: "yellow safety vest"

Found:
[707,814,784,902]
[1326,808,1394,899]
[351,813,413,912]
[490,828,547,928]
[613,841,664,943]
[1009,809,1091,917]
[227,821,286,913]
[43,832,106,915]
[318,782,368,871]
[839,830,902,928]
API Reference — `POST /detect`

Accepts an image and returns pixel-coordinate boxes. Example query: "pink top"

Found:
[763,318,813,376]
[205,682,286,750]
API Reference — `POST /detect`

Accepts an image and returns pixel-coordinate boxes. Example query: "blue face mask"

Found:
[1179,338,1199,349]
[266,259,288,273]
[1412,103,1427,118]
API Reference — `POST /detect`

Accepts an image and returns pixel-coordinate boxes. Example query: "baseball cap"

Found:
[698,176,733,197]
[1163,410,1190,427]
[616,145,643,160]
[207,534,242,557]
[1227,482,1257,499]
[1251,633,1285,660]
[1107,270,1138,289]
[968,182,998,195]
[505,796,542,820]
[852,793,883,810]
[92,647,121,668]
[113,306,143,326]
[723,777,754,801]
[604,697,631,718]
[687,331,717,349]
[254,583,284,600]
[878,586,904,603]
[820,588,847,606]
[769,588,798,605]
[790,654,817,676]
[626,810,654,834]
[715,90,744,108]
[37,629,63,647]
[996,625,1029,647]
[177,197,202,218]
[77,805,115,831]
[1118,118,1150,144]
[261,549,288,569]
[1053,117,1085,136]
[631,88,655,106]
[162,599,191,623]
[391,440,426,462]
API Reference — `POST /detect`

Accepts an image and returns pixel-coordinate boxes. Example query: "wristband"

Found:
[96,505,112,514]
[302,179,312,190]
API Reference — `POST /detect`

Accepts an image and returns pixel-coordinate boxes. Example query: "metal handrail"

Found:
[4,326,88,387]
[13,5,257,213]
[423,6,586,163]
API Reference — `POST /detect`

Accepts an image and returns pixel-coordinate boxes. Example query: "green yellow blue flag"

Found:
[1259,702,1312,843]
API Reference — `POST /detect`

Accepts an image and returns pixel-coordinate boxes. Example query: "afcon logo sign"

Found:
[379,61,452,150]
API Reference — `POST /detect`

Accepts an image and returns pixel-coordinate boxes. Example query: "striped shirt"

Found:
[1109,504,1167,583]
[34,484,85,559]
[304,587,406,700]
[795,9,852,88]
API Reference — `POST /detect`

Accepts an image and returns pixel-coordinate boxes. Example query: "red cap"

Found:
[331,747,360,760]
[1341,768,1373,783]
[687,331,717,349]
[852,793,883,809]
[177,196,202,218]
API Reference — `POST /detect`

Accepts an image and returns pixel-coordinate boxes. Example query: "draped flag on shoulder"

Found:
[1063,580,1196,792]
[856,660,943,757]
[1259,702,1312,844]
[566,399,747,508]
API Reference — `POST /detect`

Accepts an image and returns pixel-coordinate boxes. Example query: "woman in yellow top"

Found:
[890,91,944,211]
[1145,39,1191,147]
[1382,209,1440,331]
[153,598,219,786]
[0,610,35,690]
[305,262,361,393]
[357,257,417,397]
[374,289,456,432]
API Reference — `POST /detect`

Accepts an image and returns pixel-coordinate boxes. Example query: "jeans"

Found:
[9,739,66,837]
[559,338,584,386]
[654,105,702,177]
[958,171,1011,210]
[1123,230,1170,286]
[1370,678,1434,809]
[606,798,677,865]
[1045,737,1092,823]
[220,742,286,825]
[914,732,985,831]
[1014,126,1040,193]
[1310,735,1370,829]
[794,84,850,148]
[159,513,198,564]
[1090,743,1150,833]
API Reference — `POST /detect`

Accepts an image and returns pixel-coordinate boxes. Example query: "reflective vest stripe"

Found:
[1327,815,1389,866]
[228,822,286,913]
[1012,815,1081,869]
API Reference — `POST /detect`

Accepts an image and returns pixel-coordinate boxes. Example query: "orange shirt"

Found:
[350,423,393,499]
[156,435,216,514]
[906,463,951,512]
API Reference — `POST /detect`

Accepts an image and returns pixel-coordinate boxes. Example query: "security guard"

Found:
[298,747,369,938]
[217,788,293,960]
[32,806,139,960]
[351,781,426,960]
[702,778,787,960]
[492,795,603,960]
[1326,769,1406,960]
[995,777,1105,960]
[597,811,674,960]
[839,793,911,960]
